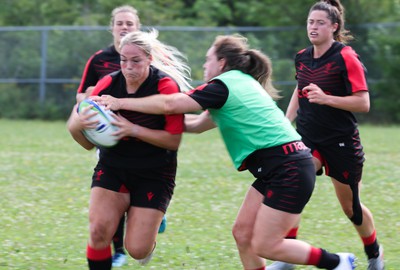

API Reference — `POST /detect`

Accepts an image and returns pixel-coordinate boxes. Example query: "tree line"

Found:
[0,0,399,122]
[2,0,399,28]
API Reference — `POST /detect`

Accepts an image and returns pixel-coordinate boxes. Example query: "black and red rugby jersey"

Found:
[77,45,121,94]
[294,41,368,145]
[91,66,184,169]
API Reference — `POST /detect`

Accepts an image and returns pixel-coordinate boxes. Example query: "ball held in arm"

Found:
[77,99,119,147]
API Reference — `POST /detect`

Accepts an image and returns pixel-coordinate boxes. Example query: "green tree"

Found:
[0,0,399,122]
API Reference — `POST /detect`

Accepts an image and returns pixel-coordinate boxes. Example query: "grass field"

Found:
[0,119,399,269]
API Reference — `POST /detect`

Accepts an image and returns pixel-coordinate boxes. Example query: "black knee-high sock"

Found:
[362,230,380,259]
[113,215,125,254]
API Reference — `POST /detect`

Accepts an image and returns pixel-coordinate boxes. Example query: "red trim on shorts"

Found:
[86,244,112,261]
[312,149,330,175]
[307,246,322,266]
[362,230,376,245]
[119,184,129,193]
[286,227,299,238]
[246,267,266,270]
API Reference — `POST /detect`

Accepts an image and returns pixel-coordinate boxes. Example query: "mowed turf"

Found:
[0,119,398,269]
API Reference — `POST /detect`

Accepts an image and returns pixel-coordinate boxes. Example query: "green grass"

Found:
[0,120,399,269]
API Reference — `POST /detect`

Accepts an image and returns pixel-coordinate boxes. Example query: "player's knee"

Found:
[232,221,252,247]
[126,244,152,260]
[251,236,280,259]
[89,222,109,245]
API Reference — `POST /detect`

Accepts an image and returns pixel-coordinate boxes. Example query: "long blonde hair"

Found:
[120,29,192,92]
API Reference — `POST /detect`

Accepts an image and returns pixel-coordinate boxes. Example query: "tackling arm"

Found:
[92,92,203,115]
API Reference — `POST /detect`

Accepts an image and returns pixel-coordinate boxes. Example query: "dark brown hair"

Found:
[212,34,280,100]
[309,0,354,44]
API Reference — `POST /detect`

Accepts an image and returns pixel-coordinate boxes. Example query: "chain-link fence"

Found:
[1,24,399,121]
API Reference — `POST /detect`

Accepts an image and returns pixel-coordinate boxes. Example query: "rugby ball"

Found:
[77,99,119,147]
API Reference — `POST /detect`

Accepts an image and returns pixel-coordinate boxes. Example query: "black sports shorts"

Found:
[91,160,177,213]
[300,131,365,185]
[246,141,316,214]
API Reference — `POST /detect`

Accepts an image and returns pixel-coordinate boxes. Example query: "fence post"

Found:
[39,29,48,104]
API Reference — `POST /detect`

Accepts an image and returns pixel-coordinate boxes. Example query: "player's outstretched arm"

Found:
[92,93,202,115]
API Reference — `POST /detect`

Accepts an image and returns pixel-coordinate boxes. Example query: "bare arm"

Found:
[286,86,300,123]
[304,83,370,113]
[66,104,96,150]
[184,111,216,133]
[92,92,203,115]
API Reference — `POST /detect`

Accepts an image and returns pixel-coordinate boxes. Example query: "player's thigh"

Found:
[89,187,129,220]
[331,177,355,210]
[234,186,263,232]
[253,204,301,246]
[88,187,130,244]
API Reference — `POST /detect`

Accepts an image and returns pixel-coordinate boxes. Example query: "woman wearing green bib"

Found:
[93,33,355,270]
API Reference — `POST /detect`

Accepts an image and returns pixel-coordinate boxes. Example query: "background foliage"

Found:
[0,0,399,122]
[2,0,400,27]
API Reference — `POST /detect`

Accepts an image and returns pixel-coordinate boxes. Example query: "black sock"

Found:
[87,258,112,270]
[365,240,380,259]
[113,216,126,254]
[316,249,340,269]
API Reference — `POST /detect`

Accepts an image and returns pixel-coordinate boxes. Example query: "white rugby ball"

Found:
[77,99,119,147]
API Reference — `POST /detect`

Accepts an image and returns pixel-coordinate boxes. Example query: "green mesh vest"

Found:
[209,70,301,170]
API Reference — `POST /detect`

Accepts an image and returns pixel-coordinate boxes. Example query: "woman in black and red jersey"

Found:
[75,5,141,267]
[76,6,167,267]
[285,1,384,269]
[67,29,191,270]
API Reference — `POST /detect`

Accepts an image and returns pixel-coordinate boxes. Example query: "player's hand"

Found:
[78,105,99,130]
[91,95,121,111]
[303,83,328,105]
[69,104,98,131]
[110,113,139,139]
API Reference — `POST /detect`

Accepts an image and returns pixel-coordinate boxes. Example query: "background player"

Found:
[283,1,384,269]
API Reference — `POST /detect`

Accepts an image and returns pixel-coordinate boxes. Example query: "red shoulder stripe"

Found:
[76,50,103,93]
[91,75,113,96]
[341,46,368,92]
